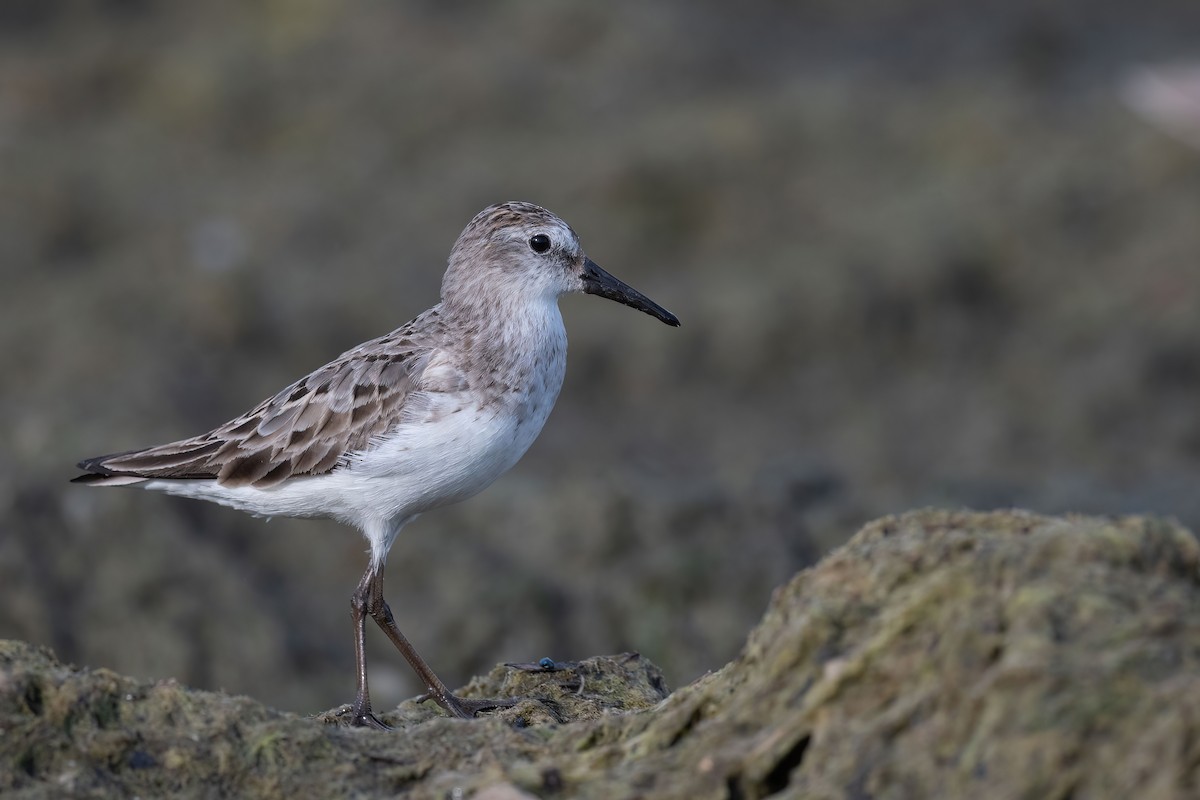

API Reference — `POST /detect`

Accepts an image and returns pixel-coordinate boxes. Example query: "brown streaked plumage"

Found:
[75,318,434,489]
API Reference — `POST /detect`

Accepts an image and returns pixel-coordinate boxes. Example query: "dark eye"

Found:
[528,234,551,253]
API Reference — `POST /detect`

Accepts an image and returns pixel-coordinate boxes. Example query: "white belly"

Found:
[345,388,556,518]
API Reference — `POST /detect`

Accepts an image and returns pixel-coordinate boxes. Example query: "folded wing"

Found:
[74,334,429,489]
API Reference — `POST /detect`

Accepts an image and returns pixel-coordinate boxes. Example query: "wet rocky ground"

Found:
[5,510,1200,799]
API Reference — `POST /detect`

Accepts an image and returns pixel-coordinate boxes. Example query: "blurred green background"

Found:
[3,0,1200,714]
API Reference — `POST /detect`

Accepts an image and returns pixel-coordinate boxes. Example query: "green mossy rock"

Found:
[4,510,1199,798]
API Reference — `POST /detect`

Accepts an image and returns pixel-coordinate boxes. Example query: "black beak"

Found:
[581,258,680,327]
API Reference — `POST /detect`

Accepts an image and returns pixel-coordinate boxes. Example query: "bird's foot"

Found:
[505,656,575,672]
[346,700,391,730]
[414,691,520,719]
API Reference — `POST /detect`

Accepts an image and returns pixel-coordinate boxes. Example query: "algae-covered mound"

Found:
[4,509,1200,799]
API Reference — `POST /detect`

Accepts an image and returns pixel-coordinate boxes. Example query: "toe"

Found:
[351,710,392,730]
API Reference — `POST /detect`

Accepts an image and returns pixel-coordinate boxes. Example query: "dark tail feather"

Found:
[70,471,140,485]
[72,448,153,485]
[72,441,223,485]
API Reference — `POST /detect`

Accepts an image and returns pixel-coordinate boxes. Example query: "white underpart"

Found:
[144,299,569,571]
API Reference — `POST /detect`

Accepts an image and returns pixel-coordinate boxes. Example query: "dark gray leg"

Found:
[351,565,517,724]
[349,569,390,729]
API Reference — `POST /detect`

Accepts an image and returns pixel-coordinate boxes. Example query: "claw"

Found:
[505,657,575,672]
[416,692,520,718]
[352,711,392,730]
[348,702,391,730]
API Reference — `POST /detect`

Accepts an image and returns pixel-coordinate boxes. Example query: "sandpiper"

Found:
[72,201,680,728]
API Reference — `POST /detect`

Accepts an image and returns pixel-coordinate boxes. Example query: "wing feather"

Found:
[72,322,438,488]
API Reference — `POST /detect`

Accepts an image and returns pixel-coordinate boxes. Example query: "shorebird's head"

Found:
[445,202,680,327]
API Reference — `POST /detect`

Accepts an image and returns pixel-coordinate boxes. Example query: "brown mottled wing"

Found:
[74,333,430,489]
